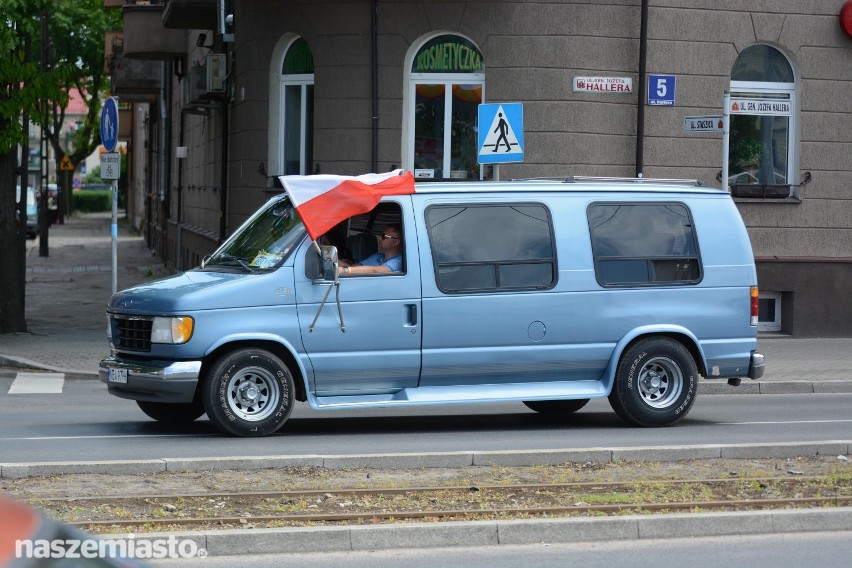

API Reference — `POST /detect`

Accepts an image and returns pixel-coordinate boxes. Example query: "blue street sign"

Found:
[478,103,524,164]
[100,97,119,152]
[648,74,676,106]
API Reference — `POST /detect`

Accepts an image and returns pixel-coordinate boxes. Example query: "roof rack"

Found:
[512,176,702,186]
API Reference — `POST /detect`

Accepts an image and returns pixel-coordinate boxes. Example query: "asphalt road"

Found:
[1,373,850,463]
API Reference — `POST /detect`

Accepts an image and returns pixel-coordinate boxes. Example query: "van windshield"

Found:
[203,196,305,272]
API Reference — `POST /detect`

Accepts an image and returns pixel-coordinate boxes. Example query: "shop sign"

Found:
[730,98,791,116]
[573,76,633,94]
[413,35,483,73]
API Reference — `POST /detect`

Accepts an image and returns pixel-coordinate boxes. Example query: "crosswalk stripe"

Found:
[8,372,65,394]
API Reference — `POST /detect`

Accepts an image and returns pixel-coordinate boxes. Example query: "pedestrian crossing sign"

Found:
[478,103,524,164]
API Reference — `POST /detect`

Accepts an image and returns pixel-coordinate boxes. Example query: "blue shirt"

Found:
[360,252,403,272]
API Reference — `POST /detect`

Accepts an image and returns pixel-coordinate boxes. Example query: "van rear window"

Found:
[426,203,556,293]
[588,203,701,286]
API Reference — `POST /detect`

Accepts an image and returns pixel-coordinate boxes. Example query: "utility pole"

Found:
[38,9,50,257]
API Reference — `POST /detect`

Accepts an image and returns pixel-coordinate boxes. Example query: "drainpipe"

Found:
[220,99,229,243]
[219,47,230,244]
[635,0,648,177]
[370,0,378,172]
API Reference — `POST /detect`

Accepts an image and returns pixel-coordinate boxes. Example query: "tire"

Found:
[136,400,205,424]
[523,399,590,415]
[608,337,697,427]
[202,348,295,437]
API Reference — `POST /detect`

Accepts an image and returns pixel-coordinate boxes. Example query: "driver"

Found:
[338,224,403,275]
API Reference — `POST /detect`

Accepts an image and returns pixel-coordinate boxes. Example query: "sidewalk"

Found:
[0,211,169,374]
[0,210,851,393]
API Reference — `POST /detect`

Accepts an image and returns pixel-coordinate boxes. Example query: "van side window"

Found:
[426,203,556,293]
[588,203,702,286]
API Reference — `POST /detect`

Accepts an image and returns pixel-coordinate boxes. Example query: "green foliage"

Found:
[72,189,110,212]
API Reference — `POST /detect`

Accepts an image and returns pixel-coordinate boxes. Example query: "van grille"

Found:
[111,315,153,352]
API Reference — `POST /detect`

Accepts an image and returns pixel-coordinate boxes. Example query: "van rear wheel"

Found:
[136,400,205,423]
[202,348,295,437]
[523,399,589,415]
[608,337,697,427]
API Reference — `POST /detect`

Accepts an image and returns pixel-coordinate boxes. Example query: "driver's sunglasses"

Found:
[379,233,399,241]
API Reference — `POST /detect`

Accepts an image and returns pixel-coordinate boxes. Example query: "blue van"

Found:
[100,177,764,436]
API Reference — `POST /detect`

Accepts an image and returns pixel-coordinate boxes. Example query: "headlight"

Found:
[151,316,194,344]
[106,315,112,340]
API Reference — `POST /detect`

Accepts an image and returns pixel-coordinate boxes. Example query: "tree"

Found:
[44,1,121,218]
[0,0,119,334]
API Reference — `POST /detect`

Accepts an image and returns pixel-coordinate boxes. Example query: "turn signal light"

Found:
[151,316,195,344]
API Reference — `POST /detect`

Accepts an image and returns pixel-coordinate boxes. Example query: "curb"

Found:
[2,441,850,478]
[100,507,852,556]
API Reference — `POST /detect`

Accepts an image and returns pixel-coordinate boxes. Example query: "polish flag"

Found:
[279,169,415,241]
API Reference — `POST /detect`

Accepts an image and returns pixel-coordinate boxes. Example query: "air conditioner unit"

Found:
[181,54,227,112]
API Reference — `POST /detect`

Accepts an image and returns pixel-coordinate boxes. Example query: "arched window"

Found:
[729,45,797,196]
[403,34,484,180]
[269,36,314,177]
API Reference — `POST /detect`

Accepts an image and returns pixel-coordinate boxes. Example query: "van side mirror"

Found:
[320,245,339,281]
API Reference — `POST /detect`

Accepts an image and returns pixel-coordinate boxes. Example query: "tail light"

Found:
[750,287,759,326]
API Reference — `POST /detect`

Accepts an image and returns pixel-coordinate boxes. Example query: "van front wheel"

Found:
[608,337,697,427]
[202,348,295,437]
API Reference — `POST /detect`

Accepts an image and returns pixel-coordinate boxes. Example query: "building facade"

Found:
[109,0,852,336]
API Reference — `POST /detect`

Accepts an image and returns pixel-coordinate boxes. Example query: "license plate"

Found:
[108,368,128,384]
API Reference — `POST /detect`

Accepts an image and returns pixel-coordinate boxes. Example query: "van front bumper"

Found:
[749,352,765,380]
[99,356,202,403]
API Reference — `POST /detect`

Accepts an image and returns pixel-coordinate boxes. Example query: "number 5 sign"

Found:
[648,74,676,106]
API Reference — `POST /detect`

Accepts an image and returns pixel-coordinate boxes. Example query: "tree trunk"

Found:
[0,142,28,334]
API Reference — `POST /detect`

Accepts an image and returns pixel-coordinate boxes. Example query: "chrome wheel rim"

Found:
[225,366,280,422]
[637,356,683,409]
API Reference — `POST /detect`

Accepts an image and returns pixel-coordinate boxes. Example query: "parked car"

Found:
[100,176,764,436]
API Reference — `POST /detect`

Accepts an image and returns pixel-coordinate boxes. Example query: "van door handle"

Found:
[406,304,418,326]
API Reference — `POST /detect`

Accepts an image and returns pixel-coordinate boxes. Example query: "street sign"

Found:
[683,115,724,133]
[478,103,524,164]
[59,154,74,171]
[648,74,676,106]
[730,97,791,116]
[573,77,633,93]
[100,97,119,153]
[100,152,121,180]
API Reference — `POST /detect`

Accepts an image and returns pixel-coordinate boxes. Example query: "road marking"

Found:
[7,372,64,394]
[718,419,852,425]
[0,434,217,441]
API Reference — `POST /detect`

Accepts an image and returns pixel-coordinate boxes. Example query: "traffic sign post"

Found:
[101,97,120,294]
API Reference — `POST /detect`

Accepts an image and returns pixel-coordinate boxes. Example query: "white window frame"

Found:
[279,76,313,176]
[758,291,782,332]
[402,33,485,179]
[729,48,799,197]
[268,35,314,179]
